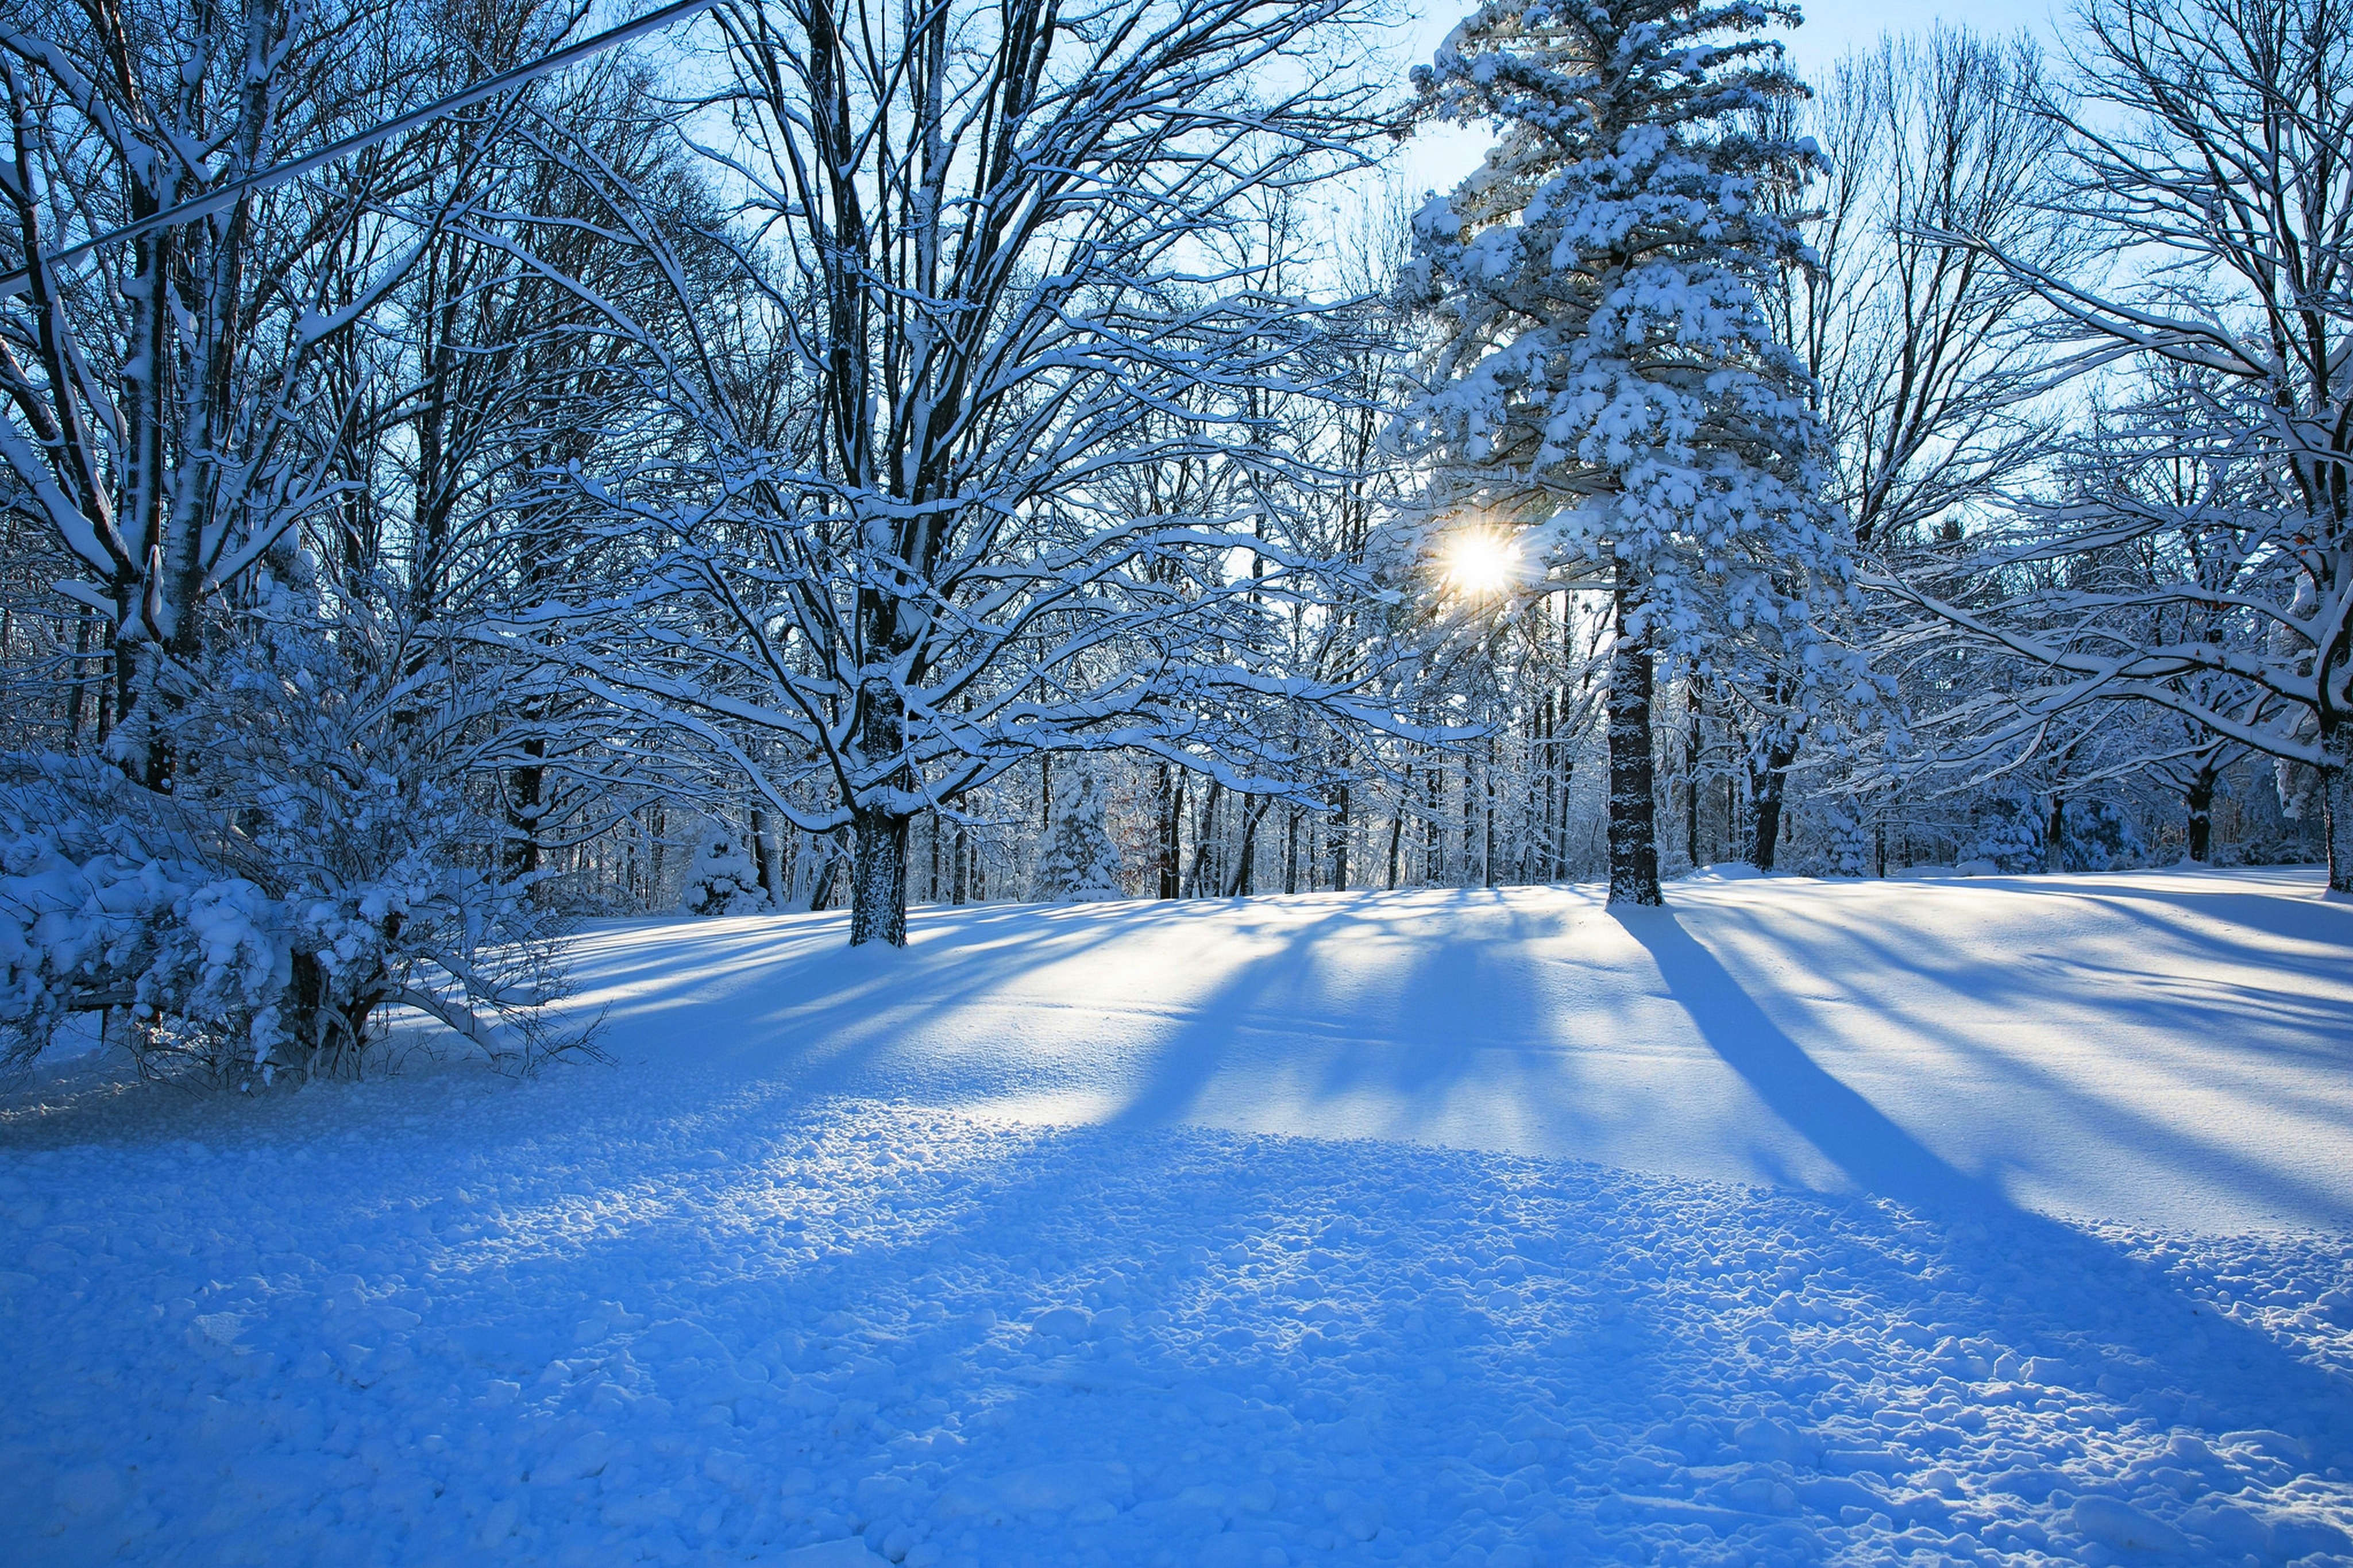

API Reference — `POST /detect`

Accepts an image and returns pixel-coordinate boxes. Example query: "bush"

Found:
[1029,768,1126,903]
[0,572,587,1086]
[680,825,768,915]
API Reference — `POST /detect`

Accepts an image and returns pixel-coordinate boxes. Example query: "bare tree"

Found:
[0,0,464,783]
[503,0,1418,945]
[1745,26,2066,866]
[1889,0,2353,892]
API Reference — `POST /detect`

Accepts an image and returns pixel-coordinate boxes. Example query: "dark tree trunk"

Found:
[2321,727,2353,895]
[1606,574,1662,907]
[1157,766,1183,899]
[1684,676,1703,868]
[1746,735,1797,871]
[1426,764,1444,885]
[1228,795,1273,897]
[847,667,914,944]
[1330,778,1350,891]
[850,803,911,945]
[751,808,780,905]
[1483,735,1498,887]
[1386,767,1411,890]
[2046,796,2066,874]
[1460,751,1474,886]
[2185,768,2215,863]
[1184,779,1224,896]
[504,736,546,881]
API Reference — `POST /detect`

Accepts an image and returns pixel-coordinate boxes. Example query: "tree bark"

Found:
[1183,778,1224,896]
[1157,766,1183,899]
[1746,734,1797,871]
[848,663,913,943]
[2185,767,2215,863]
[751,807,781,905]
[505,736,545,881]
[1330,778,1350,891]
[2045,795,2067,873]
[1228,795,1274,897]
[2323,747,2353,896]
[1386,767,1411,890]
[1606,574,1662,907]
[1683,676,1703,867]
[850,803,911,945]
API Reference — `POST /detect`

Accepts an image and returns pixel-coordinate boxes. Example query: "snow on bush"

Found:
[680,825,768,916]
[2060,799,2146,872]
[0,768,280,1073]
[1823,806,1876,877]
[1967,795,2046,874]
[0,566,585,1084]
[1029,770,1127,903]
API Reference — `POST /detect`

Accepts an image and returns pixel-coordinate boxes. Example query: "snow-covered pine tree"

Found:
[680,827,767,917]
[1409,0,1849,906]
[1029,771,1128,904]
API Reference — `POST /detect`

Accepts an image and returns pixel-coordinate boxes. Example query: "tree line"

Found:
[0,0,2342,1082]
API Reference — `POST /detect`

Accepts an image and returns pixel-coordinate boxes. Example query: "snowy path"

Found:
[3,868,2351,1567]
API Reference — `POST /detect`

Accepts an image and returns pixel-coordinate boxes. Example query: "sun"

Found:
[1439,527,1521,598]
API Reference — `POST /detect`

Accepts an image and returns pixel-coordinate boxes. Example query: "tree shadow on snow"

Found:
[1612,903,2353,1476]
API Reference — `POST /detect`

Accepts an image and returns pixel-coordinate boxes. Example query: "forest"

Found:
[2,0,2347,1081]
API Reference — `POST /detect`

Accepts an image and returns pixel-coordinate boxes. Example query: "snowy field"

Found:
[3,867,2351,1566]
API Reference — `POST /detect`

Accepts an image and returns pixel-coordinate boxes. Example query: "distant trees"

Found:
[1887,0,2353,893]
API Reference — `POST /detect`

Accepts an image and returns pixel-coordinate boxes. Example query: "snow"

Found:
[3,867,2351,1566]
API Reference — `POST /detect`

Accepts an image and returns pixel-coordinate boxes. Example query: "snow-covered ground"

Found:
[3,867,2350,1566]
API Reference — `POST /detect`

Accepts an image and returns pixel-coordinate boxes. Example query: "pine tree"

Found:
[1029,771,1128,904]
[1409,0,1850,906]
[681,827,768,917]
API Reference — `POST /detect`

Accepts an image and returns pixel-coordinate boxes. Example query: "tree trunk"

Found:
[1606,574,1662,907]
[1228,795,1273,897]
[1746,735,1797,871]
[848,663,913,943]
[751,807,781,905]
[1483,735,1498,887]
[850,803,911,945]
[505,737,546,881]
[1330,778,1351,891]
[2046,796,2067,873]
[1184,779,1224,896]
[2185,770,2215,863]
[1386,767,1411,891]
[1157,766,1183,899]
[1684,676,1703,868]
[1426,765,1445,885]
[2323,748,2353,896]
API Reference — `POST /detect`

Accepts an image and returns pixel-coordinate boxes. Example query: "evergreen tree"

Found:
[1029,771,1128,904]
[681,827,767,917]
[1409,0,1850,906]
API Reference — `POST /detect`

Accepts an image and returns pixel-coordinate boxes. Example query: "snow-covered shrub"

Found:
[1966,795,2045,873]
[1,567,585,1084]
[2059,799,2144,872]
[1823,807,1876,878]
[1029,770,1127,903]
[680,825,767,916]
[0,762,255,1071]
